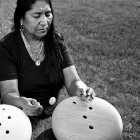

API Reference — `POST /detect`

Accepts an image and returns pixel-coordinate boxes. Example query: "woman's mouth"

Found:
[39,28,48,32]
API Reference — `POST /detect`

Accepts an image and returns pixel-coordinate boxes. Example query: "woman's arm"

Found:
[63,65,96,102]
[0,79,22,107]
[0,79,43,116]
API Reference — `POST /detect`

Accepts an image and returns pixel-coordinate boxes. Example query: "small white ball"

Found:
[49,97,56,105]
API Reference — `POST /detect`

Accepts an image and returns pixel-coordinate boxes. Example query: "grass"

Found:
[0,0,140,140]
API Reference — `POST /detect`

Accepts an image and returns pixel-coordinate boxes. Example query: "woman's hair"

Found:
[13,0,53,30]
[13,0,64,90]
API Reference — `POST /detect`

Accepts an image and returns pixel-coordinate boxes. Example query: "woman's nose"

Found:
[40,15,48,25]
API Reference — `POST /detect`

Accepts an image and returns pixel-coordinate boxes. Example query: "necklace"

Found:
[20,31,45,66]
[31,42,42,52]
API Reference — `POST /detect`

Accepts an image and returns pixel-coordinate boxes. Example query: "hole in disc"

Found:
[6,130,10,134]
[83,115,87,119]
[73,101,76,104]
[8,116,11,119]
[89,107,93,110]
[89,125,94,129]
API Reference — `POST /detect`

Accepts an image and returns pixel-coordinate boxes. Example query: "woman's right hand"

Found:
[20,97,43,116]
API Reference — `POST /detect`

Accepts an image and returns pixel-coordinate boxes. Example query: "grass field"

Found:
[0,0,140,140]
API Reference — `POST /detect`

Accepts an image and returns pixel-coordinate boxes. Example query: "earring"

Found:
[20,24,23,30]
[20,20,24,31]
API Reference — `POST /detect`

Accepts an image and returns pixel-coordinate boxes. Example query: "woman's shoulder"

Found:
[0,30,20,44]
[55,31,64,41]
[55,31,69,51]
[0,30,21,55]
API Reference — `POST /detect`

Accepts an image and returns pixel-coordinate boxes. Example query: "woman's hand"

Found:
[20,97,43,116]
[74,81,96,102]
[79,87,96,102]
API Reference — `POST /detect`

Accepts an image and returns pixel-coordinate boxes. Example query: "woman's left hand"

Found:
[79,87,96,102]
[74,81,96,102]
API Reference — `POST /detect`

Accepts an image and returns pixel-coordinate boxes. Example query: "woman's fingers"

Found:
[80,87,96,102]
[21,97,43,116]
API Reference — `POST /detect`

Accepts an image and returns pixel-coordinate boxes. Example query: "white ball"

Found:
[49,97,56,105]
[0,104,32,140]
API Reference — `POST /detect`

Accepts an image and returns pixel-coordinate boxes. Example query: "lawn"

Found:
[0,0,140,140]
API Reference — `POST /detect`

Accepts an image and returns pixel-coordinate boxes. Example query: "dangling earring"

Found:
[20,24,23,30]
[20,20,24,32]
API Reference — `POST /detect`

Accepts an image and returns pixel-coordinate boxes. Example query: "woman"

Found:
[0,0,95,119]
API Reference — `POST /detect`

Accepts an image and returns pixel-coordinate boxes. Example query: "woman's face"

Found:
[21,0,53,39]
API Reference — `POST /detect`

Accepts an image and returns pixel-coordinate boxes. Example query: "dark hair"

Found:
[13,0,53,30]
[13,0,64,90]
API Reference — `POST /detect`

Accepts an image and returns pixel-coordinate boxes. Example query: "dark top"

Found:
[0,30,74,109]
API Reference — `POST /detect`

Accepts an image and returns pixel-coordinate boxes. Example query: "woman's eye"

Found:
[45,12,51,17]
[33,14,40,18]
[34,16,39,18]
